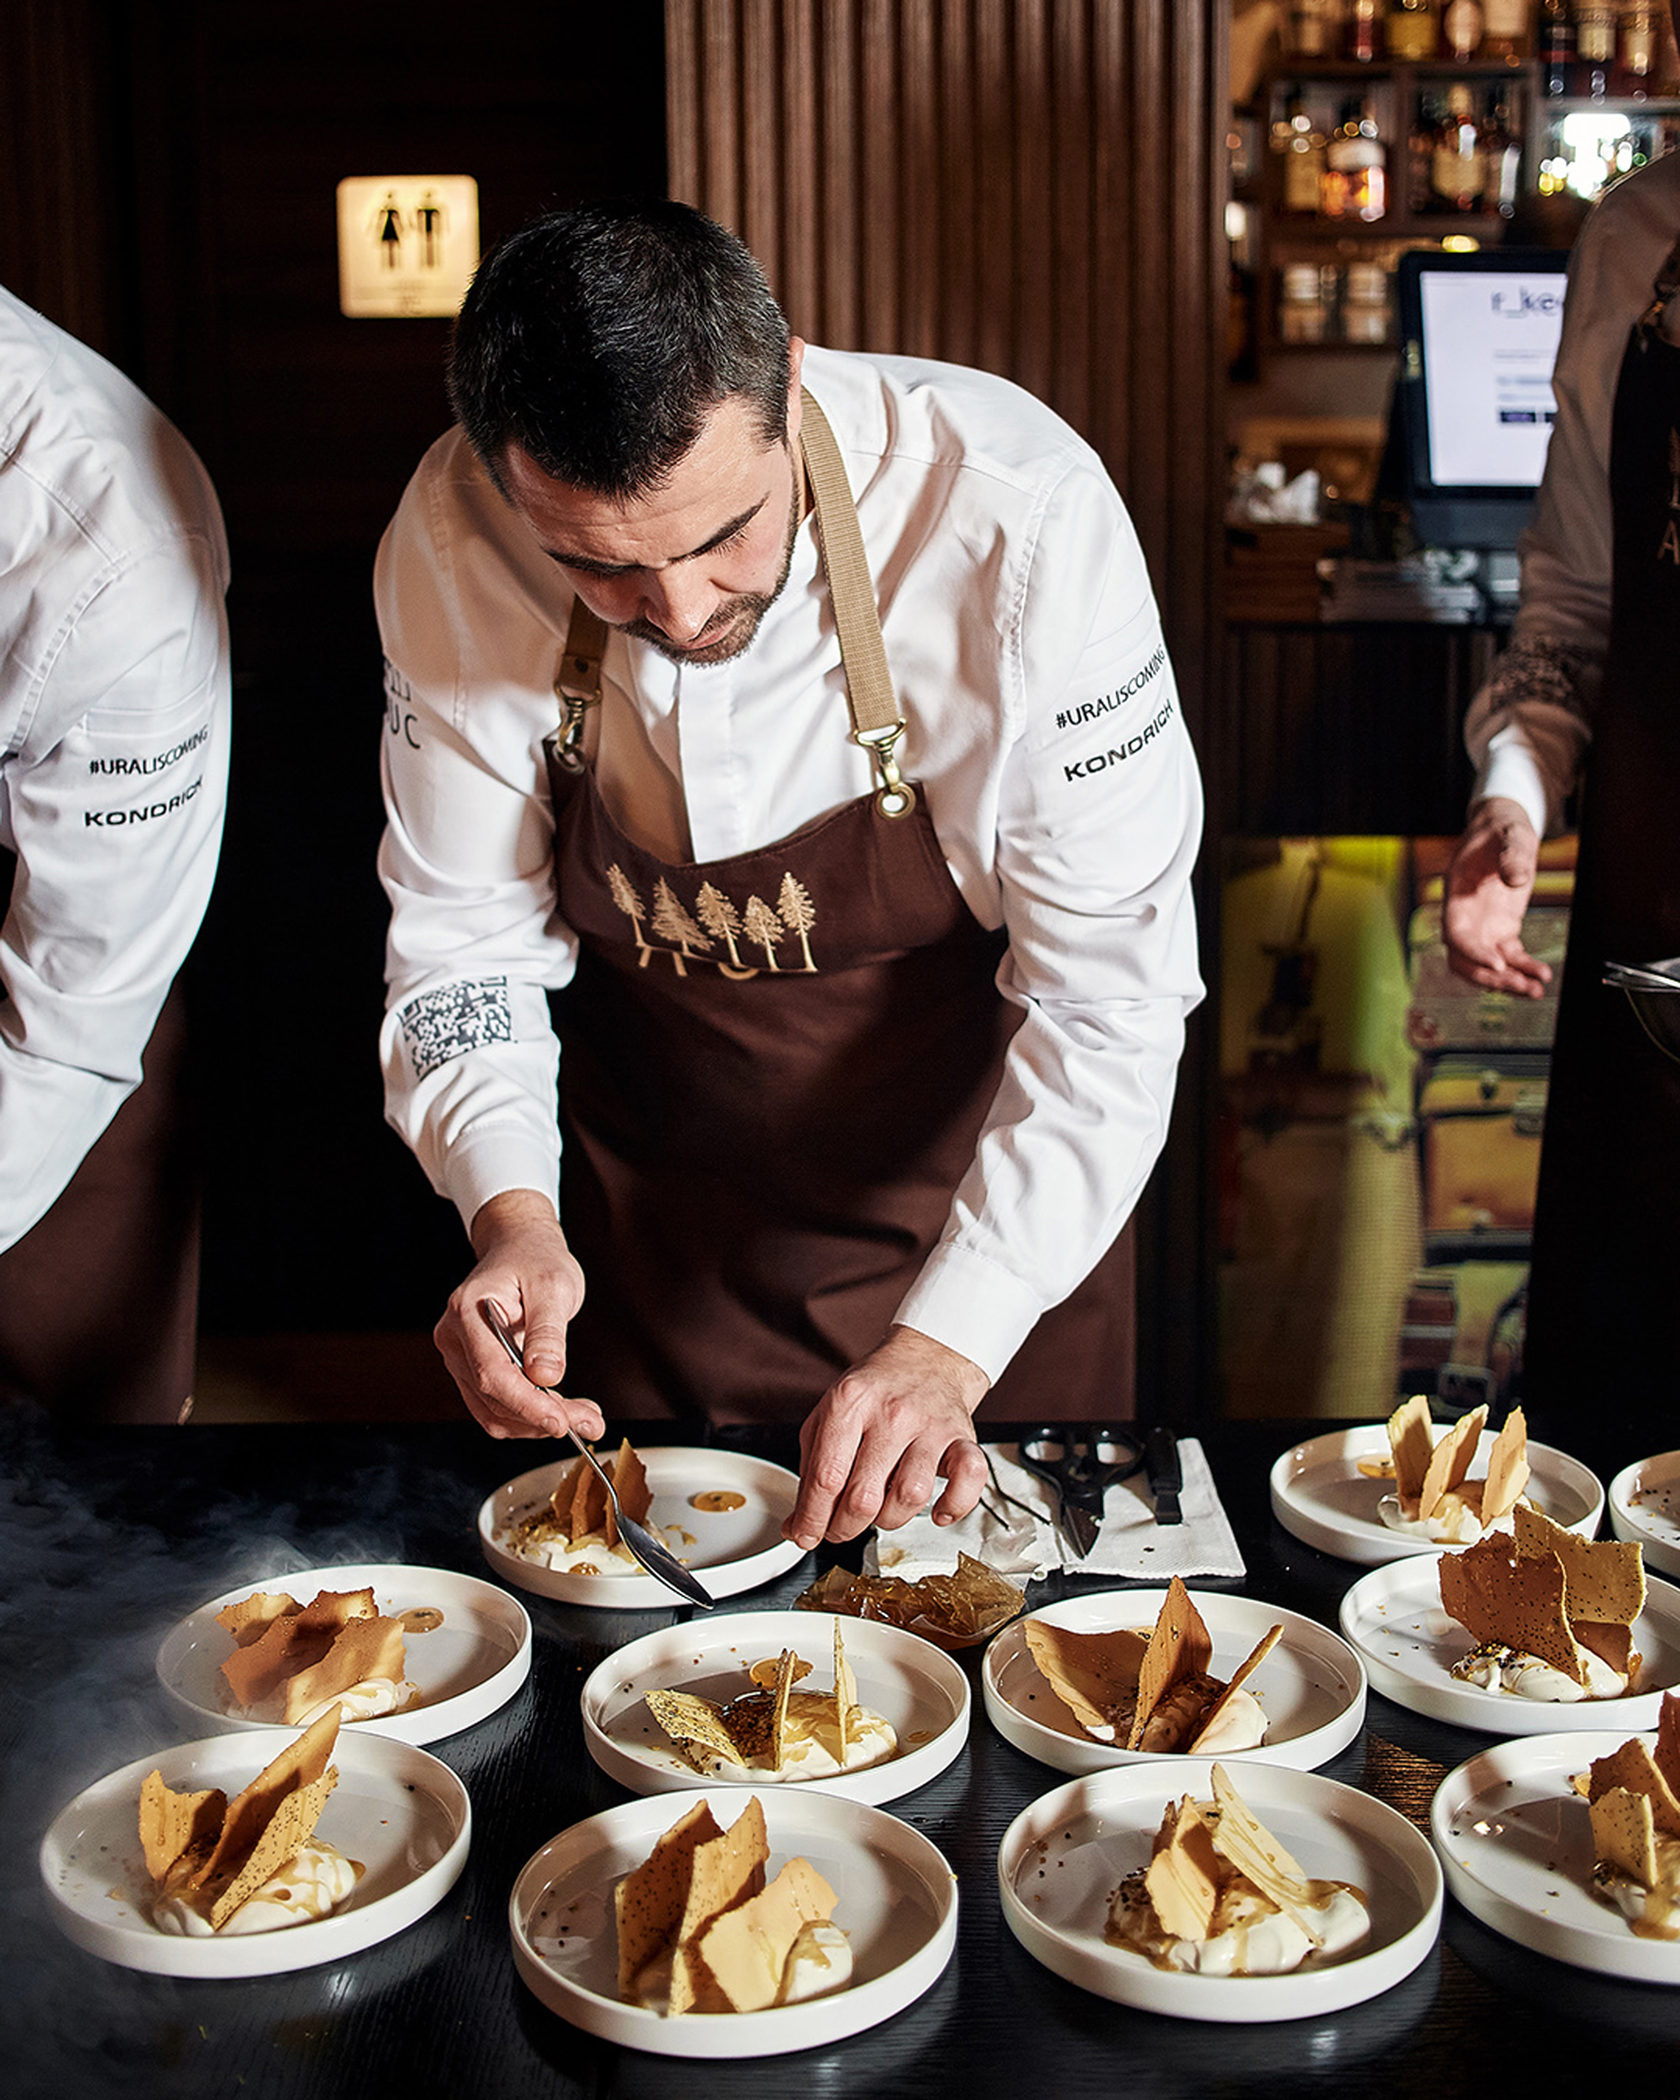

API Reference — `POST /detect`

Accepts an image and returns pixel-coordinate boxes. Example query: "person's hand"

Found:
[433,1189,603,1441]
[1443,796,1552,999]
[783,1326,990,1550]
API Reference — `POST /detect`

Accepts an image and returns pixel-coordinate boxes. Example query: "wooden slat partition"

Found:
[666,0,1227,1414]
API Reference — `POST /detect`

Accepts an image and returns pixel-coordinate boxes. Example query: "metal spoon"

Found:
[482,1300,714,1609]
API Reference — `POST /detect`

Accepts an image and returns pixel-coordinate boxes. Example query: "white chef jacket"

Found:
[0,287,231,1252]
[377,345,1203,1381]
[1467,150,1680,833]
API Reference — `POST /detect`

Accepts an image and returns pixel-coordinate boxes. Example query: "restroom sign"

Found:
[336,175,480,318]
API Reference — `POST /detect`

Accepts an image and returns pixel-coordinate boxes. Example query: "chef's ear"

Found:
[786,337,807,437]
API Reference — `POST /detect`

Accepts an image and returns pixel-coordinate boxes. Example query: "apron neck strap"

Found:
[554,597,609,772]
[553,387,917,814]
[798,388,916,816]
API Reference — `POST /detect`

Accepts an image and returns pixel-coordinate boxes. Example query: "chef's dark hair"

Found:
[448,200,792,500]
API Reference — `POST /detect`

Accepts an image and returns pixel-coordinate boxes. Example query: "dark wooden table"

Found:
[4,1407,1678,2099]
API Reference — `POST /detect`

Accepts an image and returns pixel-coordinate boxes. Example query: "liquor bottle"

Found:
[1281,91,1330,214]
[1575,3,1618,93]
[1441,0,1485,60]
[1322,98,1389,220]
[1481,0,1530,62]
[1429,82,1487,211]
[1623,2,1662,94]
[1388,0,1440,62]
[1289,0,1339,57]
[1345,0,1384,60]
[1481,91,1523,216]
[1539,0,1577,94]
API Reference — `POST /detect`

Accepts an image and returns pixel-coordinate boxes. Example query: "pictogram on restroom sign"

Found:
[336,176,480,318]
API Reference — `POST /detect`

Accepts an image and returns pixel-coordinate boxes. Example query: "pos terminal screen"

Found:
[1396,247,1570,545]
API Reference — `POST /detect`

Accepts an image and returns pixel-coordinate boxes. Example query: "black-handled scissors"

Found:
[1016,1426,1145,1559]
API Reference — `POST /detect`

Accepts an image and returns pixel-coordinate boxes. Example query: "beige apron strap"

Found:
[553,597,611,772]
[799,389,917,818]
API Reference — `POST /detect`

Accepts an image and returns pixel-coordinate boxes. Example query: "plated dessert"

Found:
[508,1785,959,2057]
[1438,1506,1645,1703]
[1269,1419,1602,1566]
[156,1563,532,1746]
[1022,1578,1280,1754]
[615,1795,849,2014]
[643,1622,896,1781]
[479,1448,806,1606]
[216,1585,420,1726]
[140,1708,355,1938]
[1339,1537,1680,1735]
[1107,1763,1369,1977]
[581,1608,970,1804]
[998,1758,1442,2022]
[1363,1398,1529,1545]
[1575,1691,1680,1938]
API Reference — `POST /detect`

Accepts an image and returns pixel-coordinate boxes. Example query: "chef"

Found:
[1444,106,1680,1421]
[0,284,230,1422]
[376,201,1201,1545]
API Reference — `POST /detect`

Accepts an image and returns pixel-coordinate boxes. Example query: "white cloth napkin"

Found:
[866,1438,1246,1583]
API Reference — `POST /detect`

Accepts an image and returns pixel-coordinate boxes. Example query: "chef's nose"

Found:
[640,566,719,644]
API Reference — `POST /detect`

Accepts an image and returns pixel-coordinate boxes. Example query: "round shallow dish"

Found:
[582,1609,968,1803]
[1610,1451,1680,1579]
[156,1562,531,1744]
[509,1785,957,2056]
[1338,1555,1680,1732]
[982,1588,1365,1777]
[1270,1424,1603,1566]
[1432,1731,1680,1983]
[480,1449,806,1607]
[40,1727,470,1977]
[997,1759,1440,2022]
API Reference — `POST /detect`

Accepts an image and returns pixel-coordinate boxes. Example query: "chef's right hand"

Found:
[1443,796,1551,999]
[433,1190,602,1441]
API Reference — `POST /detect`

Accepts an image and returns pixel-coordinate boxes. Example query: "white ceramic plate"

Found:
[982,1589,1365,1776]
[1338,1555,1680,1732]
[582,1609,968,1803]
[997,1760,1440,2022]
[479,1449,806,1606]
[40,1727,470,1977]
[508,1786,957,2056]
[1432,1731,1680,1983]
[1270,1424,1603,1566]
[156,1562,531,1744]
[1610,1451,1680,1579]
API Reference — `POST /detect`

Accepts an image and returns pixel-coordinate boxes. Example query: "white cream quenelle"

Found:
[1451,1642,1629,1702]
[153,1841,359,1937]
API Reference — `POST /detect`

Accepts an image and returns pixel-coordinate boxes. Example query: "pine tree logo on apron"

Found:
[606,863,819,977]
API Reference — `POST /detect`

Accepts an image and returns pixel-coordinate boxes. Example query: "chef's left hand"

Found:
[784,1325,990,1549]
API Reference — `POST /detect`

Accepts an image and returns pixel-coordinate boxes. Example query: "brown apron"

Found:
[1524,233,1680,1433]
[543,393,1133,1426]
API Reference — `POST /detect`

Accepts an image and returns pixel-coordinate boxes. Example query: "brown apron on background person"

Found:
[1523,234,1680,1435]
[543,394,1134,1427]
[0,854,201,1423]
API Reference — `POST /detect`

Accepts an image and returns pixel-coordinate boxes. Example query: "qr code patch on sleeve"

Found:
[399,978,514,1079]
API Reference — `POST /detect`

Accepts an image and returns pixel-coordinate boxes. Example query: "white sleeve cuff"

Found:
[440,1127,559,1239]
[1474,726,1550,840]
[892,1242,1054,1388]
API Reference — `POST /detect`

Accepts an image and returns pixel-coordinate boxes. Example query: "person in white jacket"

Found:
[0,287,231,1421]
[377,202,1201,1545]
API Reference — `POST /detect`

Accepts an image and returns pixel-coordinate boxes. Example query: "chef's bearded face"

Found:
[501,359,808,668]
